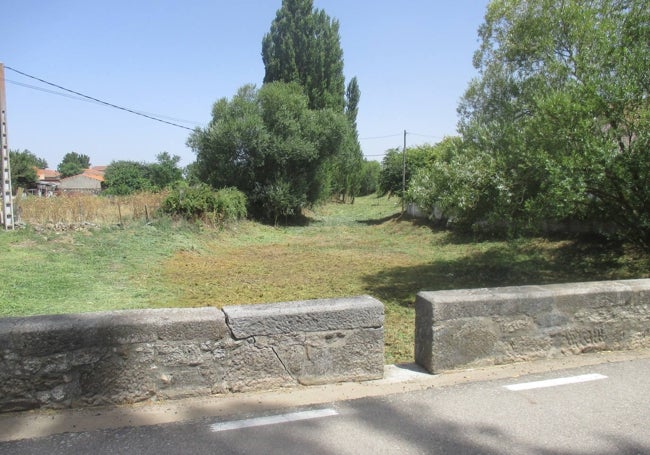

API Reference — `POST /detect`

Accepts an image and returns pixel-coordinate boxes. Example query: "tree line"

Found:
[386,0,650,249]
[9,149,184,196]
[10,0,649,247]
[11,0,379,222]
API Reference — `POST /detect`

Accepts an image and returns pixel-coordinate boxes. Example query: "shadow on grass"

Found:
[363,234,648,308]
[357,213,403,226]
[356,211,446,229]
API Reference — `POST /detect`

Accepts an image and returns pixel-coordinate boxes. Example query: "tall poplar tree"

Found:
[345,77,360,128]
[262,0,346,112]
[262,0,364,202]
[335,76,363,202]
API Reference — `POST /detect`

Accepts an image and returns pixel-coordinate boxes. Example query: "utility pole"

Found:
[0,62,15,230]
[401,130,406,213]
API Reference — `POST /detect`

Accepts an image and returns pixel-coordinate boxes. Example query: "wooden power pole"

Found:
[401,130,406,213]
[0,63,15,230]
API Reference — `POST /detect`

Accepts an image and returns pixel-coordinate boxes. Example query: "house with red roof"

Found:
[33,166,107,196]
[34,168,60,197]
[58,166,106,194]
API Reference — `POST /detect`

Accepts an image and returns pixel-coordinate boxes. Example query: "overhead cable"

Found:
[4,65,196,131]
[359,133,403,140]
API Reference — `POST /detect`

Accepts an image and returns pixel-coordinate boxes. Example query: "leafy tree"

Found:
[262,0,364,204]
[57,152,91,178]
[8,149,47,191]
[103,160,152,195]
[359,159,381,196]
[183,162,201,186]
[330,76,363,202]
[345,77,361,128]
[452,0,650,245]
[147,152,183,190]
[330,129,363,203]
[262,0,346,111]
[188,82,349,223]
[406,137,500,228]
[378,144,437,198]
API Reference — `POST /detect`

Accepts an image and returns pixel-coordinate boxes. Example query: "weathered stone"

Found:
[220,340,294,392]
[1,297,385,412]
[223,295,384,338]
[0,307,228,357]
[257,328,384,385]
[429,318,498,371]
[155,343,205,367]
[220,296,385,389]
[546,281,633,312]
[421,285,554,321]
[416,280,650,373]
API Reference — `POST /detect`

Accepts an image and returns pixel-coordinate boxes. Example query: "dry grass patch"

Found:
[17,192,167,225]
[164,240,415,307]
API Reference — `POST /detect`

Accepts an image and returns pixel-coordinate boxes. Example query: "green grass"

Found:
[1,195,648,364]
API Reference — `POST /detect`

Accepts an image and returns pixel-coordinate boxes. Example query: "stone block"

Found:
[546,281,632,312]
[222,296,384,387]
[415,280,650,373]
[223,295,384,338]
[0,307,228,357]
[257,328,384,385]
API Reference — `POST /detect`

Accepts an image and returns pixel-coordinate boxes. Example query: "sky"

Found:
[2,0,490,169]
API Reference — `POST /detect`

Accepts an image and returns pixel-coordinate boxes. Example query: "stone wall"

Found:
[415,279,650,373]
[0,296,384,413]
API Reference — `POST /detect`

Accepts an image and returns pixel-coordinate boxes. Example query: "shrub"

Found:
[214,187,248,221]
[161,183,247,223]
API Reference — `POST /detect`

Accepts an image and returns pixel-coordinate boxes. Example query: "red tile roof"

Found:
[82,167,105,182]
[35,168,61,181]
[35,166,107,182]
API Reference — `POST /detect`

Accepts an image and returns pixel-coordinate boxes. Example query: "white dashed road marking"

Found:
[210,408,339,432]
[504,373,608,391]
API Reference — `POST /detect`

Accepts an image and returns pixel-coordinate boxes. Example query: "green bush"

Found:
[161,183,247,223]
[214,187,248,221]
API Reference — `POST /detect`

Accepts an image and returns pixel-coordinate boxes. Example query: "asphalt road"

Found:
[2,354,650,454]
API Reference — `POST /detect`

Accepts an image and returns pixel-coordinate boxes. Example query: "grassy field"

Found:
[2,195,648,363]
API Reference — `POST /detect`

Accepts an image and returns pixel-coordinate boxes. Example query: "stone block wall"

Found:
[415,279,650,373]
[0,296,384,413]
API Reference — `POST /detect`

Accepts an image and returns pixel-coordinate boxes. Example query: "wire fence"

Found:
[15,192,168,227]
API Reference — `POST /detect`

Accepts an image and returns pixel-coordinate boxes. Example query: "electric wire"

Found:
[408,132,445,140]
[4,66,447,145]
[359,133,403,140]
[4,65,197,131]
[6,79,100,104]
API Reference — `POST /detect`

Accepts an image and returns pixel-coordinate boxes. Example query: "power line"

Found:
[360,132,447,142]
[6,79,99,104]
[9,76,202,125]
[408,132,446,140]
[4,65,197,131]
[359,133,403,141]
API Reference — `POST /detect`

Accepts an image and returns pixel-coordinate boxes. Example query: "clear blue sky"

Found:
[2,0,489,168]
